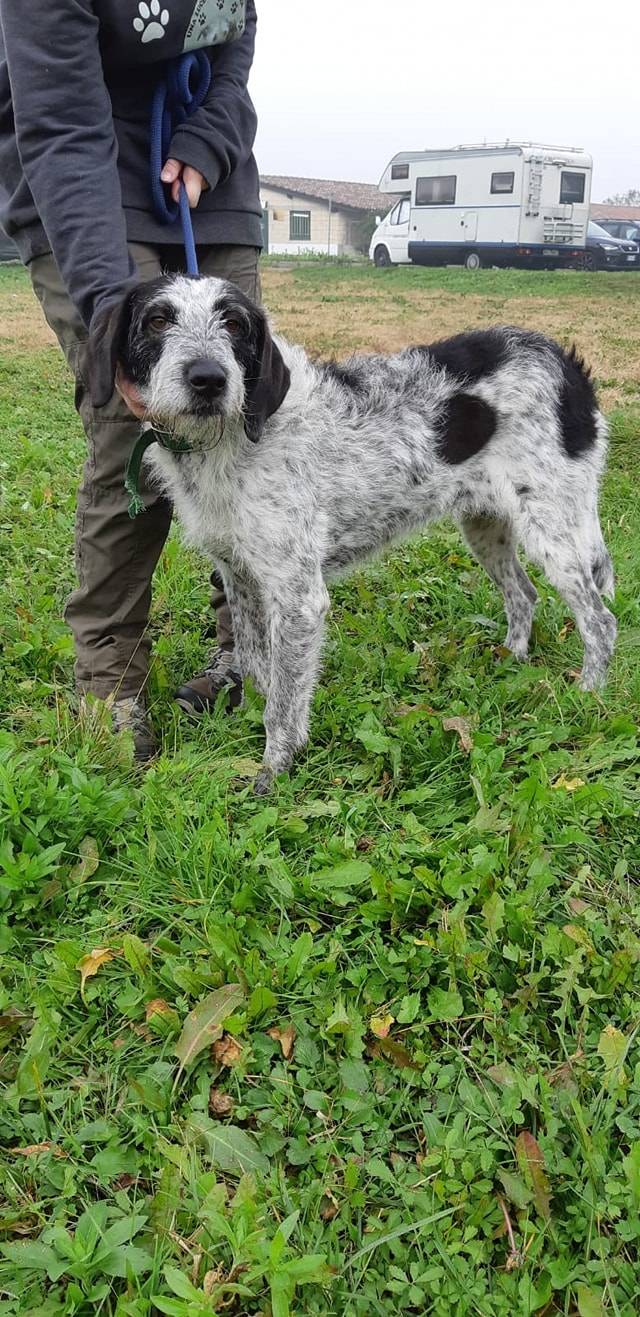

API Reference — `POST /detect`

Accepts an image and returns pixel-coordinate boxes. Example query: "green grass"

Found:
[1,264,640,1316]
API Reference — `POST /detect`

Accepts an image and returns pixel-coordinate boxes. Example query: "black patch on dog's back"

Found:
[321,360,370,396]
[557,345,598,457]
[436,393,497,464]
[418,328,509,384]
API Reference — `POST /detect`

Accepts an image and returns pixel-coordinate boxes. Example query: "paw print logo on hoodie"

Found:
[133,1,170,43]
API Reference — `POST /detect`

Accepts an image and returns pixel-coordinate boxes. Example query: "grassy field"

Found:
[1,260,639,1316]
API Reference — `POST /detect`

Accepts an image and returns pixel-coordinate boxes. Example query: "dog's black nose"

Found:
[186,359,227,397]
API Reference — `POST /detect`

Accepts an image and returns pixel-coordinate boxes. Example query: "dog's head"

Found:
[87,276,290,443]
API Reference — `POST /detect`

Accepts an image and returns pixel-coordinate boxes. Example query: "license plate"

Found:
[627,254,636,262]
[542,248,559,256]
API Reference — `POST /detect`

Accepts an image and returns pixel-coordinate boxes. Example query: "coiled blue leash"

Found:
[125,52,213,517]
[149,50,211,276]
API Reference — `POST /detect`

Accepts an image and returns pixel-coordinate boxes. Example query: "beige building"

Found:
[259,176,392,257]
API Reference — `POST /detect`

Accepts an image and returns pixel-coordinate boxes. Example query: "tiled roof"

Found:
[591,203,640,220]
[260,175,393,213]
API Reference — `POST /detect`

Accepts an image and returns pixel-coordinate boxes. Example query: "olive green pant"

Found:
[29,242,261,699]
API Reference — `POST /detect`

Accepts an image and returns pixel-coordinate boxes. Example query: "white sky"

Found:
[251,0,639,202]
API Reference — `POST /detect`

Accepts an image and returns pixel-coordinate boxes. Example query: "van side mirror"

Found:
[375,216,381,225]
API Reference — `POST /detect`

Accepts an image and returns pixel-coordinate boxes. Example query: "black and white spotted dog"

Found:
[89,276,616,793]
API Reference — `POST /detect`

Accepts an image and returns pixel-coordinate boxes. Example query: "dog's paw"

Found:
[253,766,275,797]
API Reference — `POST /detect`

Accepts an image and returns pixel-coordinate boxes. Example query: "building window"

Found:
[415,175,456,206]
[491,171,515,195]
[290,210,311,240]
[391,162,410,180]
[560,172,585,205]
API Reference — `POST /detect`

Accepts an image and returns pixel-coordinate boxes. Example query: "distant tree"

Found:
[350,213,380,255]
[603,189,640,206]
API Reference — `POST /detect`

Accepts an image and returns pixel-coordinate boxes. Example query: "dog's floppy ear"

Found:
[243,308,290,443]
[86,290,136,408]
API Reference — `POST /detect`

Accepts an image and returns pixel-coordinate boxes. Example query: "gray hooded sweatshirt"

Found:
[0,0,262,328]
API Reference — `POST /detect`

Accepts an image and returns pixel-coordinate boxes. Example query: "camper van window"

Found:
[391,199,410,225]
[391,162,410,180]
[490,171,515,195]
[559,172,586,205]
[415,175,457,206]
[290,210,311,241]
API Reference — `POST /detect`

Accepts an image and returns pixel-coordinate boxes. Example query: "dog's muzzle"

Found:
[185,358,228,408]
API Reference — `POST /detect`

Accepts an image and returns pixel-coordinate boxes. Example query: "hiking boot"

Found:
[112,696,157,763]
[175,644,243,717]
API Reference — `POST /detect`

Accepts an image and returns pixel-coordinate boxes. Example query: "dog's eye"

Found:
[225,318,242,337]
[148,315,169,333]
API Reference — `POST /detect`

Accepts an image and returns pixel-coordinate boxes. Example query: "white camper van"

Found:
[370,143,592,270]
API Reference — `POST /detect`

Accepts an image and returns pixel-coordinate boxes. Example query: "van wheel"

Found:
[374,245,392,268]
[464,251,482,271]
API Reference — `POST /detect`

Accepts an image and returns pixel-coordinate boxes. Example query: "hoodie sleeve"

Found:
[168,0,258,192]
[0,0,136,329]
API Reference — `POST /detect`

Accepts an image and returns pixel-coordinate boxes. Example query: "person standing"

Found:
[0,0,262,758]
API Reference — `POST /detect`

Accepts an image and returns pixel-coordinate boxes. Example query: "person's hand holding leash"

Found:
[161,158,208,209]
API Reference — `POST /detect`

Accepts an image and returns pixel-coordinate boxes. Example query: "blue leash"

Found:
[125,51,212,517]
[149,51,211,276]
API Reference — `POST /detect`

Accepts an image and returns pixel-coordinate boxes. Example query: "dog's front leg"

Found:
[218,567,271,696]
[254,572,330,796]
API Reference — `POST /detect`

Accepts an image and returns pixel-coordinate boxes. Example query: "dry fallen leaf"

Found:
[203,1267,225,1296]
[268,1024,296,1059]
[370,1012,394,1039]
[174,983,244,1071]
[209,1087,235,1118]
[11,1143,66,1159]
[369,1037,421,1071]
[145,998,173,1021]
[567,897,589,915]
[515,1131,551,1218]
[548,1058,579,1094]
[130,1021,153,1041]
[212,1034,243,1068]
[552,774,585,792]
[562,923,595,953]
[77,947,115,994]
[442,715,474,754]
[320,1190,340,1221]
[113,1173,136,1191]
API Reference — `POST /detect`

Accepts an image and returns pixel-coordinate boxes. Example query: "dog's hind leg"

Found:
[582,498,615,599]
[518,514,616,690]
[254,570,330,795]
[458,514,538,659]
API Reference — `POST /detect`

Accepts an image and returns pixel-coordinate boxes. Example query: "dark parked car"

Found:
[582,221,639,270]
[597,218,640,245]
